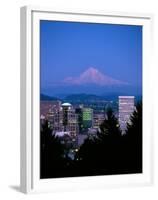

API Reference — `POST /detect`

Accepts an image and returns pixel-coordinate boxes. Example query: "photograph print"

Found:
[40,20,142,179]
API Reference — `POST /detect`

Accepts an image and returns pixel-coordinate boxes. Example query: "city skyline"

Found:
[40,20,142,96]
[40,20,142,178]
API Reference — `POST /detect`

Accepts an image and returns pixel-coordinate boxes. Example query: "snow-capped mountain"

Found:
[63,67,127,86]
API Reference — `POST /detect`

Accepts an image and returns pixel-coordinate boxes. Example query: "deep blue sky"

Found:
[40,20,142,96]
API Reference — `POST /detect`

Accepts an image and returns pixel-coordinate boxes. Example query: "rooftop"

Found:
[119,96,135,99]
[61,102,72,107]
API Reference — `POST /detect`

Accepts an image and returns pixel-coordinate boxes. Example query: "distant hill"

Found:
[40,94,61,101]
[40,93,142,103]
[64,93,142,103]
[64,94,105,103]
[101,93,126,101]
[102,93,142,101]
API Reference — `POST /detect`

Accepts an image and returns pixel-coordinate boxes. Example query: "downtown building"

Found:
[40,100,62,129]
[40,100,61,119]
[82,108,94,131]
[93,113,105,129]
[76,107,94,147]
[47,102,78,146]
[46,101,62,130]
[75,106,94,133]
[61,103,78,139]
[119,96,135,134]
[42,101,95,147]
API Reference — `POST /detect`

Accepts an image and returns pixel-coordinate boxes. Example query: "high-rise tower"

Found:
[119,96,135,134]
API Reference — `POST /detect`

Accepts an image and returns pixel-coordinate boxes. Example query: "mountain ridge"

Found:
[40,93,142,102]
[40,94,61,101]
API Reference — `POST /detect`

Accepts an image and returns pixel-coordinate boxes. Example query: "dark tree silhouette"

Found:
[98,107,121,138]
[40,120,66,178]
[76,105,142,175]
[76,107,123,175]
[41,103,142,178]
[124,102,142,173]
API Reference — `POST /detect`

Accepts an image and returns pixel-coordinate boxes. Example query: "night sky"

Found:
[40,20,142,96]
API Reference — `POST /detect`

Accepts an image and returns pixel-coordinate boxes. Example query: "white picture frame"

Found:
[20,6,153,194]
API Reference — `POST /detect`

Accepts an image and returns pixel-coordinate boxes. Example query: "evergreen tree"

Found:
[40,103,143,177]
[98,107,121,139]
[97,107,123,173]
[76,107,122,175]
[124,102,142,173]
[126,102,142,137]
[40,120,65,178]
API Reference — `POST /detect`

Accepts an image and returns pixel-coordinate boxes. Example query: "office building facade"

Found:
[82,108,93,131]
[119,96,135,134]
